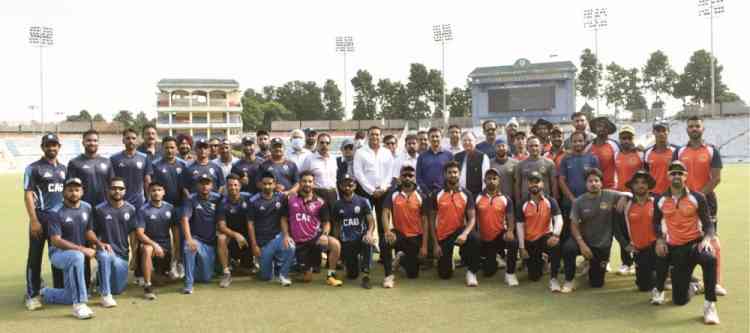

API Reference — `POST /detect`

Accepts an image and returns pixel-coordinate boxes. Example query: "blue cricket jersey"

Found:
[93,201,138,260]
[181,192,222,245]
[151,157,188,206]
[332,194,372,242]
[247,192,286,247]
[47,201,93,256]
[137,201,176,250]
[67,154,114,207]
[110,150,152,208]
[24,158,67,212]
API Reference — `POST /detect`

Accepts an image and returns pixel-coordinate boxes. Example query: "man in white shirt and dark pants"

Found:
[286,129,311,170]
[391,134,419,185]
[300,132,339,220]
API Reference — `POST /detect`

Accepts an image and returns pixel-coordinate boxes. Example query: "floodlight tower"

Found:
[698,0,725,115]
[336,36,355,119]
[29,26,54,133]
[433,24,453,126]
[583,8,607,117]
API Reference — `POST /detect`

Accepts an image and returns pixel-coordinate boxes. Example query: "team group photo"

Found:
[1,0,749,332]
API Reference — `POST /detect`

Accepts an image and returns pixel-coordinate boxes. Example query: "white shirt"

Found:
[300,152,338,190]
[286,148,311,170]
[444,142,463,155]
[458,150,490,192]
[392,151,419,178]
[353,144,394,195]
[212,156,237,179]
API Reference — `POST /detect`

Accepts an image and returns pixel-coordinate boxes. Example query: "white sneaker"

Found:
[497,255,507,269]
[650,288,665,305]
[176,262,185,279]
[134,277,145,287]
[617,264,630,276]
[628,265,636,275]
[219,273,232,288]
[689,281,705,296]
[703,301,720,325]
[576,260,590,277]
[505,273,519,287]
[25,295,43,311]
[72,303,94,320]
[100,294,117,308]
[466,271,478,287]
[715,284,728,296]
[392,251,404,272]
[169,261,180,279]
[605,263,612,273]
[561,280,576,293]
[664,278,673,291]
[279,276,292,287]
[383,275,395,289]
[549,278,562,292]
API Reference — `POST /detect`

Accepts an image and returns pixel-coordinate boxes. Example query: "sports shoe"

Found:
[561,280,576,293]
[181,287,193,295]
[617,264,630,276]
[605,263,612,273]
[392,251,405,272]
[715,284,728,296]
[73,303,94,320]
[144,286,157,300]
[549,278,561,292]
[505,273,519,287]
[628,265,636,275]
[100,294,117,308]
[169,261,179,279]
[361,276,372,289]
[703,301,720,325]
[219,273,232,288]
[303,271,314,283]
[689,281,705,296]
[576,260,590,277]
[650,288,665,305]
[466,271,478,287]
[176,262,185,279]
[497,255,507,269]
[134,277,146,287]
[25,295,43,311]
[382,275,395,289]
[326,275,343,287]
[279,276,292,287]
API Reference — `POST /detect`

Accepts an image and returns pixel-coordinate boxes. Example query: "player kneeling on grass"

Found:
[216,174,253,288]
[619,170,658,292]
[516,171,563,291]
[651,161,719,325]
[381,165,430,288]
[249,171,295,286]
[428,161,481,286]
[43,178,95,319]
[180,174,222,294]
[332,174,377,289]
[135,181,177,300]
[476,168,519,286]
[90,177,138,308]
[281,171,343,286]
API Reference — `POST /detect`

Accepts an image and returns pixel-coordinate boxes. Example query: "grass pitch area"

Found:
[0,165,748,332]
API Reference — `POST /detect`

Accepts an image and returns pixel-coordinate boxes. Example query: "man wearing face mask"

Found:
[336,138,357,186]
[287,129,311,170]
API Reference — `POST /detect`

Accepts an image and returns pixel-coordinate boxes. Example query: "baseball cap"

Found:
[485,168,501,177]
[270,137,284,147]
[527,171,543,181]
[341,138,355,149]
[550,125,563,134]
[303,128,317,136]
[41,132,60,145]
[194,138,210,148]
[64,177,83,187]
[668,161,687,173]
[619,125,636,136]
[197,173,213,183]
[653,120,669,130]
[494,138,507,146]
[339,173,356,184]
[241,136,255,145]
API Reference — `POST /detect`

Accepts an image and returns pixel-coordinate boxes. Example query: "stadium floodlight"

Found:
[698,0,725,115]
[583,8,607,117]
[29,26,54,133]
[433,24,453,127]
[336,36,355,119]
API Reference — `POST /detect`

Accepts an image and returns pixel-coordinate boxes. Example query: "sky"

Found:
[1,0,748,123]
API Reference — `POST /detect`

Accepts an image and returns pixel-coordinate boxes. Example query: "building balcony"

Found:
[156,105,242,112]
[156,122,242,129]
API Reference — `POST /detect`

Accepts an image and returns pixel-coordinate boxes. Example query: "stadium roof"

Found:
[469,59,577,78]
[157,78,240,90]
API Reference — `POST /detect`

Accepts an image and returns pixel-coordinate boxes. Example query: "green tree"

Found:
[132,111,154,133]
[322,79,344,120]
[260,101,295,129]
[406,63,434,120]
[241,92,264,130]
[426,69,445,119]
[673,49,731,105]
[351,70,378,120]
[624,68,648,111]
[113,110,135,128]
[642,50,677,109]
[604,62,629,118]
[577,49,602,108]
[376,79,409,119]
[92,114,105,122]
[447,84,471,117]
[275,81,324,120]
[66,109,92,122]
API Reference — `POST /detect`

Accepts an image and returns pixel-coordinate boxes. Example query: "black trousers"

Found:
[562,238,611,287]
[656,240,717,305]
[26,211,63,297]
[341,240,372,279]
[387,231,422,278]
[634,244,657,291]
[524,234,561,281]
[437,230,480,279]
[480,232,518,277]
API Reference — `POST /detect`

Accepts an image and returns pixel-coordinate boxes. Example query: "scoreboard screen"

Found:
[488,85,556,113]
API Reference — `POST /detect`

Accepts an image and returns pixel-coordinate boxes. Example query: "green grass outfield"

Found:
[0,166,748,332]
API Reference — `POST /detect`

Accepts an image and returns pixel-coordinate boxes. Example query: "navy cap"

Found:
[195,138,210,148]
[197,173,213,183]
[528,171,543,181]
[242,136,255,145]
[41,132,60,145]
[64,177,83,187]
[485,168,501,177]
[339,173,356,184]
[270,138,284,146]
[341,138,355,149]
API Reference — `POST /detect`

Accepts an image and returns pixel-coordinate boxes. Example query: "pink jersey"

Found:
[286,195,329,243]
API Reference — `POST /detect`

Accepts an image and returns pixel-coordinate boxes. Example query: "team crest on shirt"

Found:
[176,168,182,174]
[65,217,73,223]
[124,212,131,221]
[100,163,108,171]
[699,154,709,162]
[230,208,237,214]
[354,206,361,214]
[282,165,289,171]
[82,164,91,169]
[196,204,203,210]
[60,171,65,178]
[150,214,157,220]
[162,168,167,173]
[43,171,52,178]
[599,202,609,210]
[193,170,199,175]
[209,168,215,175]
[136,161,143,169]
[119,162,125,168]
[259,205,266,211]
[275,202,281,209]
[339,209,345,214]
[267,166,273,172]
[165,211,171,218]
[242,202,247,209]
[209,203,216,210]
[82,212,88,221]
[539,166,546,174]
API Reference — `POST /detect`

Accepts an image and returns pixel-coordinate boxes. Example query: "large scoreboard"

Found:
[488,84,556,113]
